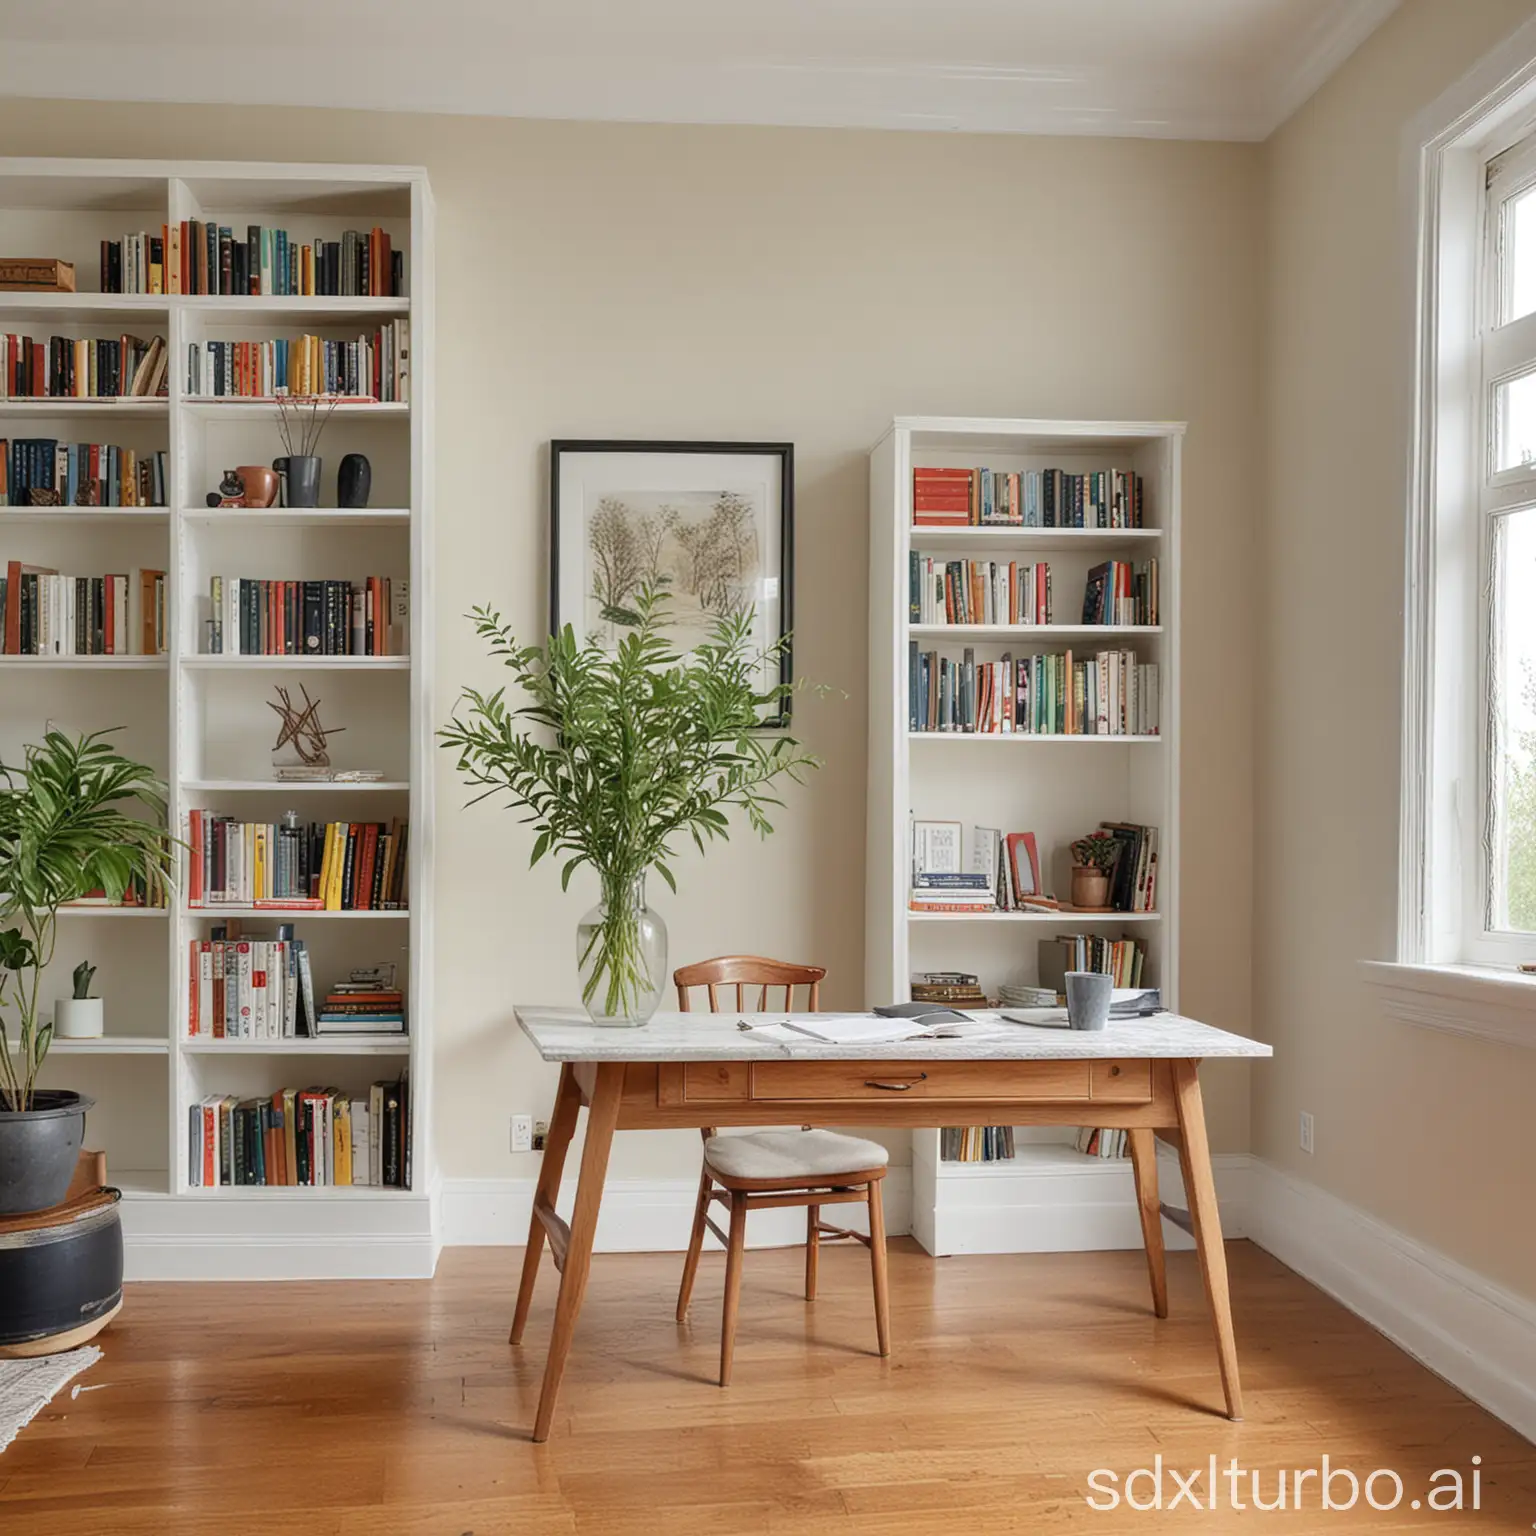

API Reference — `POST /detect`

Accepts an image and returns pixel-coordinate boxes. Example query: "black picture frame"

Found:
[549,439,796,727]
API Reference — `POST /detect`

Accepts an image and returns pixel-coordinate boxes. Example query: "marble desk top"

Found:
[514,1006,1273,1064]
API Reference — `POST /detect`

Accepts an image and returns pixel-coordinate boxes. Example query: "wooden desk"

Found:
[512,1007,1271,1442]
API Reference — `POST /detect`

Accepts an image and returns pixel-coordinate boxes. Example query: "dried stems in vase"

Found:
[275,394,339,459]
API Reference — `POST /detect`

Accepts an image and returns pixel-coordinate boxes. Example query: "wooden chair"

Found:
[672,956,891,1386]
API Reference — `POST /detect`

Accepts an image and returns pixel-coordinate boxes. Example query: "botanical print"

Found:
[585,488,763,643]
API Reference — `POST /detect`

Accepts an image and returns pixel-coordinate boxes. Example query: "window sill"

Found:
[1360,961,1536,1050]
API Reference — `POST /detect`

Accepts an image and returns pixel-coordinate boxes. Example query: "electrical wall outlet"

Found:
[1299,1110,1314,1155]
[532,1119,548,1152]
[510,1114,533,1154]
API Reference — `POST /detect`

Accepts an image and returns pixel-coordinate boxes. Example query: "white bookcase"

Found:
[0,159,436,1279]
[866,417,1182,1256]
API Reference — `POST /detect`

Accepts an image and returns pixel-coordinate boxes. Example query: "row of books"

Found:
[909,871,998,914]
[1038,935,1148,990]
[189,1077,410,1189]
[1085,821,1160,914]
[913,466,1146,528]
[203,576,405,656]
[1075,1127,1131,1159]
[185,812,409,911]
[102,224,403,298]
[911,556,1052,626]
[910,645,1160,736]
[185,325,409,402]
[1,564,165,655]
[1,332,168,399]
[940,1126,1015,1162]
[0,441,167,508]
[1082,560,1158,627]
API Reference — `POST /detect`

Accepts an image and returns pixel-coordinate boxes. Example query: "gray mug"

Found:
[1064,971,1113,1031]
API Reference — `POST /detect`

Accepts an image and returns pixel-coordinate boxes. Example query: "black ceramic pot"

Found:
[0,1090,92,1215]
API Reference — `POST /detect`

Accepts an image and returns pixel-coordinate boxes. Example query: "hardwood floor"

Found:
[1,1240,1532,1533]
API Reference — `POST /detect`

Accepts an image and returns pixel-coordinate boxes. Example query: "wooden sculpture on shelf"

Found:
[268,684,344,769]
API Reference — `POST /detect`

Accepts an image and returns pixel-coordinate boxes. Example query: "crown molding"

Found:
[1265,0,1402,134]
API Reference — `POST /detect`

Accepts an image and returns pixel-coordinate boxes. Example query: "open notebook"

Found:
[736,1013,978,1045]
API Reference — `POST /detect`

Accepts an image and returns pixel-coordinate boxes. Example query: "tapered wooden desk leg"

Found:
[867,1180,891,1357]
[1172,1059,1243,1421]
[530,1062,624,1443]
[1127,1127,1169,1319]
[510,1062,581,1346]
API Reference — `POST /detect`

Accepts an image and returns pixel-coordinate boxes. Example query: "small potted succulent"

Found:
[0,729,175,1215]
[1068,830,1121,911]
[55,961,103,1040]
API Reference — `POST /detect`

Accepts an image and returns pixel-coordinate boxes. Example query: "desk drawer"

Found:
[748,1060,1092,1103]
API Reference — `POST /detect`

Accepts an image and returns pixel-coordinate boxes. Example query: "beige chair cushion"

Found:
[703,1129,888,1182]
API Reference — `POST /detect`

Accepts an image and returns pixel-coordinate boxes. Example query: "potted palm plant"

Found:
[0,729,175,1214]
[441,586,820,1025]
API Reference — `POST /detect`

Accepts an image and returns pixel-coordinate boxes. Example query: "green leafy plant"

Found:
[1070,830,1121,870]
[72,960,97,1000]
[440,586,821,1019]
[0,730,175,1112]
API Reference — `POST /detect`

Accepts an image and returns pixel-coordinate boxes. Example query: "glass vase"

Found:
[576,873,668,1026]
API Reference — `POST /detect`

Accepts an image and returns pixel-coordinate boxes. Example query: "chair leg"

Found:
[719,1190,748,1387]
[676,1164,713,1322]
[805,1203,820,1301]
[867,1180,891,1358]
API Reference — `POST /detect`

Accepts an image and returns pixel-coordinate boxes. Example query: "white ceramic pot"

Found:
[54,998,104,1039]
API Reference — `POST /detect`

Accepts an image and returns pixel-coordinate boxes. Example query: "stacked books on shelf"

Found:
[910,645,1159,735]
[912,466,1145,528]
[1039,935,1147,989]
[1,564,165,654]
[315,966,405,1036]
[188,1076,410,1189]
[911,972,990,1008]
[997,982,1059,1009]
[203,575,404,656]
[103,223,405,297]
[1,441,167,507]
[186,811,409,912]
[909,871,995,914]
[1081,560,1158,626]
[1075,1127,1130,1159]
[911,555,1051,625]
[940,1126,1015,1162]
[187,927,313,1039]
[0,332,168,399]
[185,325,409,401]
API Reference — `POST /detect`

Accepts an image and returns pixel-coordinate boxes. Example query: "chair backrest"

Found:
[674,955,824,1014]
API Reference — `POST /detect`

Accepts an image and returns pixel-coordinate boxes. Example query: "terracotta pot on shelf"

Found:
[1069,865,1111,911]
[233,465,279,508]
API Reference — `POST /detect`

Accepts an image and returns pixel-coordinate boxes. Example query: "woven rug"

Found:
[0,1347,102,1453]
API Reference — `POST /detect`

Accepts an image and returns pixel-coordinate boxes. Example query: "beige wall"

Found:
[1260,0,1536,1298]
[0,102,1262,1181]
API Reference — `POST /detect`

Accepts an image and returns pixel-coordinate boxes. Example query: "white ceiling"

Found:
[0,0,1400,141]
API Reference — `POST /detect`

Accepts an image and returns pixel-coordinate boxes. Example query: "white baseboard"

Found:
[1245,1159,1536,1446]
[439,1167,913,1252]
[913,1148,1251,1256]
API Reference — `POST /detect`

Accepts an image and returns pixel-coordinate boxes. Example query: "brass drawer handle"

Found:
[863,1074,928,1092]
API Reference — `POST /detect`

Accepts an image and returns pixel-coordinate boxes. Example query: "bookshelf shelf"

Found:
[14,1036,169,1055]
[0,654,168,669]
[0,157,435,1277]
[181,655,410,671]
[869,416,1181,1259]
[911,526,1163,552]
[909,624,1162,641]
[184,907,410,920]
[181,507,410,527]
[182,1039,410,1056]
[907,909,1162,924]
[180,778,410,792]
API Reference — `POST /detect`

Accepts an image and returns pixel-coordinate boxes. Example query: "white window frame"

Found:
[1371,14,1536,1047]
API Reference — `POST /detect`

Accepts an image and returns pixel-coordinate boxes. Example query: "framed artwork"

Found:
[550,440,795,726]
